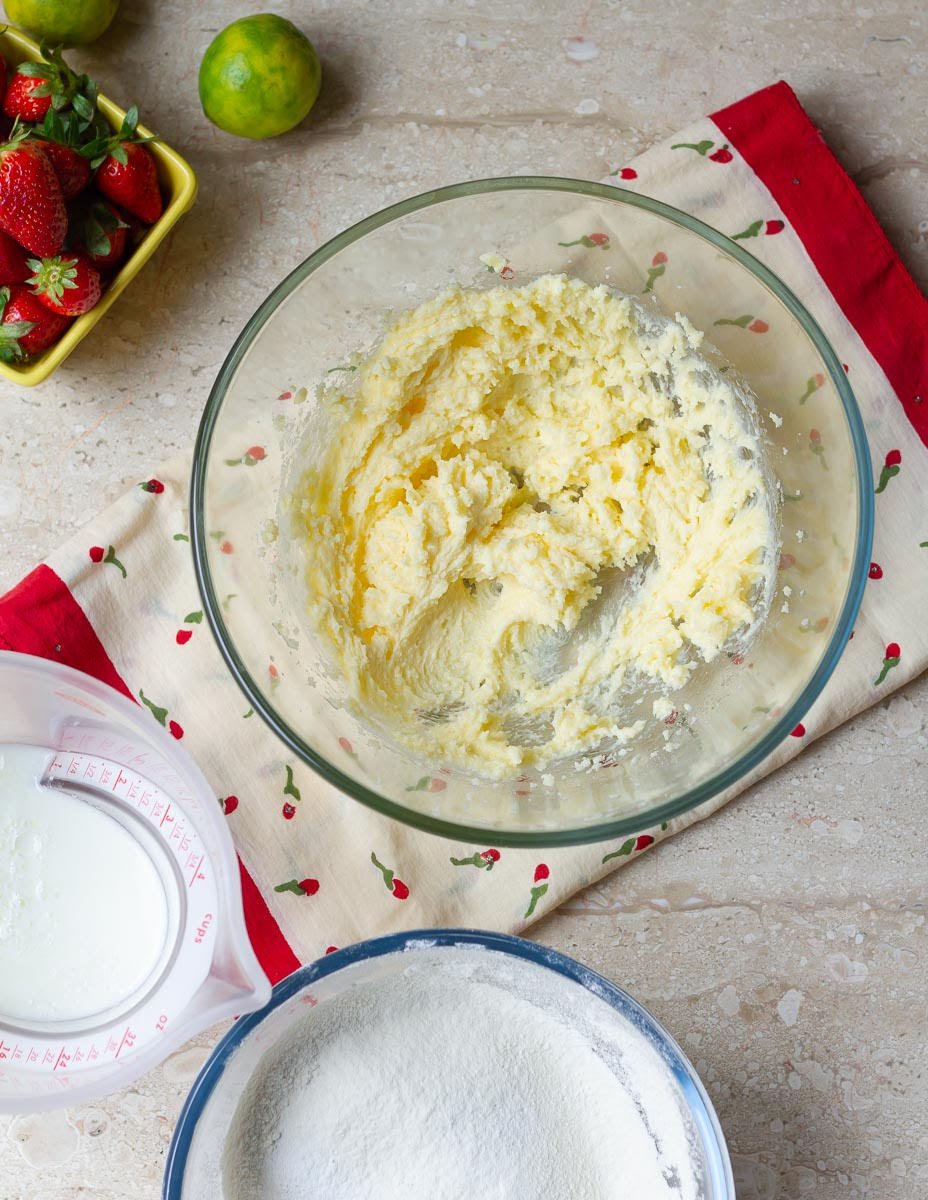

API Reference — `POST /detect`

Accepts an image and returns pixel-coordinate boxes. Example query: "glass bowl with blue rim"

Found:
[163,929,735,1198]
[191,178,872,847]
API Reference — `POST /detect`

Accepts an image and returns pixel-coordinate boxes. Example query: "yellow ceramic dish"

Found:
[0,26,197,386]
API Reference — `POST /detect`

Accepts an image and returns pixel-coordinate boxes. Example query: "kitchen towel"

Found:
[2,81,927,983]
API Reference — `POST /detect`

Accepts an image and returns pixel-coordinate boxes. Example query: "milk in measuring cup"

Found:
[0,745,170,1025]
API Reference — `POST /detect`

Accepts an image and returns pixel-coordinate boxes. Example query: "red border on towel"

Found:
[712,81,928,449]
[0,564,300,986]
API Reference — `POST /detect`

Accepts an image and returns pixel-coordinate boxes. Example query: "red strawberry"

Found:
[298,878,320,896]
[618,166,637,180]
[168,719,183,739]
[221,795,239,814]
[84,107,162,224]
[0,283,69,356]
[176,629,192,645]
[634,834,654,851]
[0,283,36,361]
[709,145,733,163]
[70,198,129,272]
[392,879,410,900]
[2,47,86,123]
[28,251,101,315]
[96,142,162,223]
[282,802,296,820]
[33,139,90,199]
[3,73,53,122]
[534,863,550,883]
[0,131,67,256]
[0,230,28,284]
[89,545,105,562]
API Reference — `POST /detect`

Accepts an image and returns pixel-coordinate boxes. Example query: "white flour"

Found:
[221,949,700,1199]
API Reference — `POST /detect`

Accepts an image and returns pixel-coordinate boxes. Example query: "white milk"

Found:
[0,744,170,1025]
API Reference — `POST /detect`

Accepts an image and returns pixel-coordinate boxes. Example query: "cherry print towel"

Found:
[2,82,926,983]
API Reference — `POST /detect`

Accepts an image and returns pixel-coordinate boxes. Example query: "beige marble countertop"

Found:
[1,1,927,1197]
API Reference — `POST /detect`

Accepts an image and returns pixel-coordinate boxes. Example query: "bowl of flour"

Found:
[164,931,733,1199]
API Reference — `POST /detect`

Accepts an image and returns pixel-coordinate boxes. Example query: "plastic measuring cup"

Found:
[0,652,271,1114]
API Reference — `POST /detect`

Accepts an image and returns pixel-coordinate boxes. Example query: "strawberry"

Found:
[0,127,67,256]
[69,198,129,272]
[29,107,99,200]
[82,106,162,224]
[96,141,162,223]
[0,230,29,284]
[0,283,69,356]
[1,46,95,124]
[28,250,101,316]
[33,139,90,198]
[0,284,36,361]
[3,73,53,122]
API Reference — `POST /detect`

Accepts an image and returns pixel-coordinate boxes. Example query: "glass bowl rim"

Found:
[190,175,874,848]
[162,927,735,1200]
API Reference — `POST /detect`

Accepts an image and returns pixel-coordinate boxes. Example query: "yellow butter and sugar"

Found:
[291,275,776,772]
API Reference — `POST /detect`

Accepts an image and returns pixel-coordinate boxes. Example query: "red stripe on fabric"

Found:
[0,565,132,699]
[238,862,302,984]
[711,81,928,448]
[0,563,300,984]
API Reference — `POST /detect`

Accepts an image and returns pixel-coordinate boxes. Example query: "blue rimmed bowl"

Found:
[164,929,734,1198]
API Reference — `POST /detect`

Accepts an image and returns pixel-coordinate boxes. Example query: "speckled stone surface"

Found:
[1,2,926,1197]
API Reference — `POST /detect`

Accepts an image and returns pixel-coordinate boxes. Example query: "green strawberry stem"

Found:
[601,837,635,864]
[557,236,593,247]
[103,545,126,577]
[524,881,549,919]
[875,464,899,494]
[715,315,753,328]
[80,104,157,169]
[670,139,714,155]
[371,851,395,889]
[138,688,168,726]
[16,43,93,116]
[274,879,304,895]
[450,852,489,869]
[283,765,301,802]
[406,775,430,792]
[26,255,81,306]
[644,264,665,293]
[184,610,203,623]
[798,376,819,405]
[874,655,900,686]
[731,219,764,241]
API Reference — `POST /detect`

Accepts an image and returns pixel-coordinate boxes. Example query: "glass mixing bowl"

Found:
[191,178,872,847]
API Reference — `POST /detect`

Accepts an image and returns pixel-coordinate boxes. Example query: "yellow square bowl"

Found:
[0,26,197,386]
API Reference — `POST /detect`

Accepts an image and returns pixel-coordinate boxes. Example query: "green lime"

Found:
[3,0,119,45]
[198,13,321,140]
